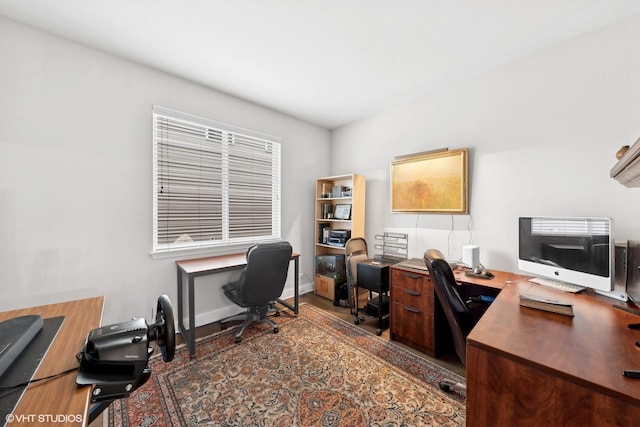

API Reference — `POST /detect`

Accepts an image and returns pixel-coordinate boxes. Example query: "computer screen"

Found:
[518,216,614,292]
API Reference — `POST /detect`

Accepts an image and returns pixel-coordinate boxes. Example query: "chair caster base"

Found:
[234,336,242,344]
[438,379,466,394]
[376,328,382,336]
[273,327,279,334]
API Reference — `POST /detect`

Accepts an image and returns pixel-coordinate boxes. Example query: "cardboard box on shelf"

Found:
[314,274,367,308]
[314,275,341,301]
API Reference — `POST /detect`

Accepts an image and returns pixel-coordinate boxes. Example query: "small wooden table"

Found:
[176,252,300,357]
[0,297,104,426]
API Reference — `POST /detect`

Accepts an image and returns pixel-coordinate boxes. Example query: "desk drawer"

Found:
[391,268,430,293]
[390,301,435,356]
[391,285,432,313]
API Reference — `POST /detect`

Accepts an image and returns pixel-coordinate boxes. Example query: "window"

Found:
[152,106,281,255]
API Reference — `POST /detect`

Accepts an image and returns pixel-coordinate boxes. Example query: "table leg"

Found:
[176,268,191,356]
[275,257,300,315]
[378,289,383,332]
[187,275,196,357]
[293,256,299,314]
[176,268,196,358]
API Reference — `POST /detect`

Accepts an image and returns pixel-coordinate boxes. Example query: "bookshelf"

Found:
[314,174,366,300]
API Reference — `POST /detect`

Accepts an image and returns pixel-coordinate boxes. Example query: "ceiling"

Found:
[2,0,640,129]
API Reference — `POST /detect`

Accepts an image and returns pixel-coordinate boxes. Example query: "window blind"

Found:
[531,218,609,236]
[152,106,281,253]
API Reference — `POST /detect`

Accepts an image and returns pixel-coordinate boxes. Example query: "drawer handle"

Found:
[403,289,421,297]
[402,272,422,280]
[404,306,420,313]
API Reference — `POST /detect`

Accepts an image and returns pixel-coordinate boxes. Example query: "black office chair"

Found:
[345,237,369,321]
[219,241,292,343]
[424,248,490,394]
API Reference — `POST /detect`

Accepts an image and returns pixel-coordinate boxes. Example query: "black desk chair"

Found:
[220,241,292,343]
[424,248,491,393]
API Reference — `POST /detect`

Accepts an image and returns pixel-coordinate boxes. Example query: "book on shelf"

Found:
[318,223,330,244]
[321,203,333,219]
[519,293,574,317]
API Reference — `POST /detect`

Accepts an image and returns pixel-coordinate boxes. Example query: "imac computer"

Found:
[518,217,614,292]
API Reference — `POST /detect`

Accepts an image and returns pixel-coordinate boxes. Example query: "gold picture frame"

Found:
[390,148,469,214]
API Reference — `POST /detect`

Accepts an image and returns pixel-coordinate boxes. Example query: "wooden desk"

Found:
[176,252,300,357]
[466,279,640,425]
[389,265,521,357]
[452,268,522,291]
[0,297,104,426]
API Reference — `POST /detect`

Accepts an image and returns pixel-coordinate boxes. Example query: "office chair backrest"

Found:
[345,238,368,286]
[238,241,292,305]
[424,248,473,365]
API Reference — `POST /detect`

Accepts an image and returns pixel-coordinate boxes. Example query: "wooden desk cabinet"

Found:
[390,265,515,357]
[390,266,437,356]
[467,280,640,426]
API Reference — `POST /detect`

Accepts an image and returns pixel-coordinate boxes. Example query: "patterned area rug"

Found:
[108,304,465,426]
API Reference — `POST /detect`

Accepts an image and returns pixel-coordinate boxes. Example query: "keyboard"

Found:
[528,277,586,293]
[396,258,429,271]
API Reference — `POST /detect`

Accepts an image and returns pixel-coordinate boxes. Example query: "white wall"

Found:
[0,17,330,325]
[4,12,640,325]
[332,14,640,280]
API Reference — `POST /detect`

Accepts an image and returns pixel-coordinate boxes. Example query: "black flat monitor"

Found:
[626,240,640,307]
[518,216,614,292]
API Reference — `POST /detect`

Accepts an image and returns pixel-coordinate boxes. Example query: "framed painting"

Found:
[390,148,468,214]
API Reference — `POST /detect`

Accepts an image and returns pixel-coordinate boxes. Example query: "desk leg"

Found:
[176,268,196,358]
[187,275,196,357]
[176,268,187,350]
[275,257,299,315]
[293,256,299,314]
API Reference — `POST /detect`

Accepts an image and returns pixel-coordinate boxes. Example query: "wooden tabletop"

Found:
[467,279,640,405]
[391,263,525,291]
[0,297,104,426]
[452,267,527,290]
[176,252,300,275]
